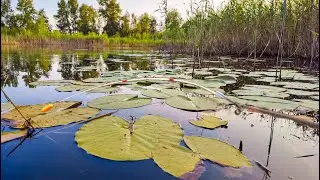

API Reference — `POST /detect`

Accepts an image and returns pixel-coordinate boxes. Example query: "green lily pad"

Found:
[87,87,120,93]
[232,90,289,98]
[165,95,219,111]
[237,96,293,104]
[242,85,287,92]
[55,85,90,92]
[1,130,27,144]
[75,115,183,161]
[1,102,14,112]
[292,99,319,110]
[87,94,151,109]
[284,89,319,96]
[188,79,227,88]
[310,96,319,101]
[1,101,81,122]
[142,89,184,99]
[271,82,319,90]
[256,77,276,83]
[29,80,73,86]
[184,136,252,168]
[182,88,224,95]
[189,115,227,129]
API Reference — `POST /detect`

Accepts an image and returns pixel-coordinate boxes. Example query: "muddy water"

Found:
[1,48,319,180]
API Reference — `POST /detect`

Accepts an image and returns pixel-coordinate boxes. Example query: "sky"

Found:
[11,0,227,29]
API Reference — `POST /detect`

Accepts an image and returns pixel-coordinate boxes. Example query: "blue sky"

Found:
[11,0,226,29]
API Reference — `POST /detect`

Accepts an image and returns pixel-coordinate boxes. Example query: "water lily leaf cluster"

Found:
[75,115,251,177]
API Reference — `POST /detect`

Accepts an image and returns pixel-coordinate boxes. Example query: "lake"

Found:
[1,47,319,180]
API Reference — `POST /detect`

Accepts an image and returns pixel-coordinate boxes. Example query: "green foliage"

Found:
[78,4,98,35]
[68,0,79,33]
[98,0,121,36]
[15,0,36,29]
[54,0,70,33]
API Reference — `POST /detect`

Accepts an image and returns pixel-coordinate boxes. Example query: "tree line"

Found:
[1,0,160,39]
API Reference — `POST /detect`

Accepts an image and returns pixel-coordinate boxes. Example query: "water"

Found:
[1,47,319,180]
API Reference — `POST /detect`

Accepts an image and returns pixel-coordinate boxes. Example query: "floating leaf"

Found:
[1,102,14,112]
[87,87,119,93]
[184,136,252,168]
[142,89,184,99]
[1,101,81,122]
[189,115,228,129]
[237,96,293,104]
[256,77,276,83]
[75,115,183,161]
[206,75,236,84]
[29,80,73,86]
[1,130,27,144]
[310,96,319,101]
[165,95,219,111]
[182,88,225,95]
[88,94,151,109]
[13,107,100,128]
[271,81,319,90]
[242,85,286,92]
[284,89,318,96]
[55,85,90,92]
[292,99,319,110]
[152,144,201,177]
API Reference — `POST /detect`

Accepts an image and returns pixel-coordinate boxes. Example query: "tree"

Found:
[68,0,79,33]
[120,11,130,37]
[33,9,50,35]
[1,0,13,27]
[78,4,98,35]
[150,17,157,34]
[15,0,36,29]
[138,13,151,34]
[98,0,121,36]
[54,0,70,33]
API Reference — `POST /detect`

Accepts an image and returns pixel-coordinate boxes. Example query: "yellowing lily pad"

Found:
[1,130,27,143]
[11,107,100,128]
[189,115,228,129]
[152,144,201,177]
[184,136,252,168]
[1,102,14,112]
[87,94,151,109]
[75,115,183,161]
[1,101,81,122]
[165,95,219,111]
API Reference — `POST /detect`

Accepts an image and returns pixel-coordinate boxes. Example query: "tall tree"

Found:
[33,9,50,35]
[150,17,157,34]
[120,11,130,37]
[1,0,13,27]
[98,0,121,36]
[138,13,151,34]
[78,4,98,35]
[68,0,79,33]
[15,0,36,29]
[54,0,70,33]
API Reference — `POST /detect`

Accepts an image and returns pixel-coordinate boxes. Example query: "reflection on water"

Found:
[1,48,319,180]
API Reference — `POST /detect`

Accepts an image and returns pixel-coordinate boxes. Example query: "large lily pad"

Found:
[1,101,81,122]
[237,96,293,104]
[87,87,119,93]
[1,102,14,112]
[182,88,225,95]
[1,130,27,144]
[165,95,219,111]
[206,75,236,84]
[184,136,252,168]
[75,115,202,177]
[87,94,151,109]
[271,81,319,90]
[75,115,183,161]
[241,85,286,92]
[189,115,227,129]
[141,89,184,99]
[232,90,289,98]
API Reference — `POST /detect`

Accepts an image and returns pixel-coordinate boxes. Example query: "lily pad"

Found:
[1,130,27,144]
[87,94,151,109]
[56,85,90,92]
[75,115,183,161]
[284,89,319,96]
[256,77,276,83]
[189,115,228,129]
[206,75,236,84]
[184,136,252,168]
[142,89,184,99]
[237,96,293,104]
[87,87,119,93]
[165,95,219,111]
[182,88,224,95]
[292,99,319,110]
[13,107,100,128]
[29,80,73,86]
[1,102,14,112]
[1,101,81,122]
[271,81,319,90]
[310,96,319,101]
[232,90,289,98]
[242,85,287,92]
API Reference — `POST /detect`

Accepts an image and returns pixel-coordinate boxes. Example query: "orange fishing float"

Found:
[41,104,54,112]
